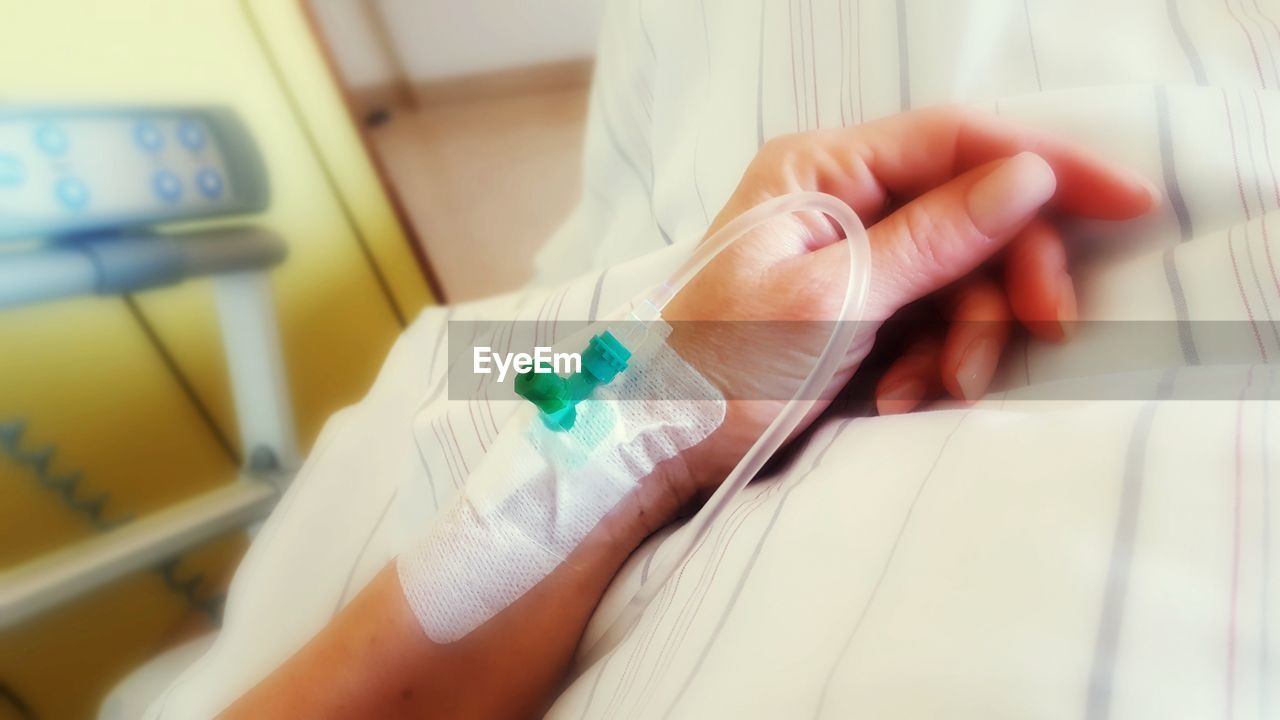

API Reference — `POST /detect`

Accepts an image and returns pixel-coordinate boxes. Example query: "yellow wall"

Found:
[0,1,431,717]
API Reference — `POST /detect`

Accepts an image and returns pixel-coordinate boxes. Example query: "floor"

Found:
[369,86,589,302]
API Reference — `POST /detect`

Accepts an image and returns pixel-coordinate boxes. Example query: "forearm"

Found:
[222,490,663,719]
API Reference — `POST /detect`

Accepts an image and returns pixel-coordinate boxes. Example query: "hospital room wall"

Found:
[379,0,605,80]
[310,0,606,90]
[0,1,431,718]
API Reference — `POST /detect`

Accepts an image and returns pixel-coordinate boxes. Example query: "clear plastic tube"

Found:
[579,191,872,662]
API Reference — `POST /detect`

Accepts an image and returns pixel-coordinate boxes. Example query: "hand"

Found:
[633,106,1158,527]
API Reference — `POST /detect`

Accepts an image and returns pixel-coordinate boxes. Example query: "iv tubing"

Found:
[581,191,872,662]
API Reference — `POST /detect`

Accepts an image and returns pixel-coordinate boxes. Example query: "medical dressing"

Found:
[398,327,723,642]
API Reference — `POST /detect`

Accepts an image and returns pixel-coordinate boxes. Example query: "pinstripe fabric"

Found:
[1083,373,1173,720]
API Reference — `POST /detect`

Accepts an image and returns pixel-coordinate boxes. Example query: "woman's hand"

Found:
[641,106,1158,526]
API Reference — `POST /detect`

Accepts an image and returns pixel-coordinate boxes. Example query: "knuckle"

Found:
[749,135,818,195]
[898,202,947,269]
[757,134,797,161]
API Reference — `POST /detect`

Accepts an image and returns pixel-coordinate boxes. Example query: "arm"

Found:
[223,460,691,719]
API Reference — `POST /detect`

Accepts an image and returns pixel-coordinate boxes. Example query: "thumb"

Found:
[856,151,1057,320]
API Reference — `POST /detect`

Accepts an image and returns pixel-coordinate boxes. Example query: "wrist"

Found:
[601,454,699,543]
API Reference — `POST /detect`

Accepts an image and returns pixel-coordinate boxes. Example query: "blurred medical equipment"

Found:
[0,108,267,246]
[0,106,296,629]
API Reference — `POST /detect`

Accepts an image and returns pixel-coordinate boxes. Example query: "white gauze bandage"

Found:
[397,336,725,642]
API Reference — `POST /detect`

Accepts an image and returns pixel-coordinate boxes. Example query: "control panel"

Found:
[0,107,269,241]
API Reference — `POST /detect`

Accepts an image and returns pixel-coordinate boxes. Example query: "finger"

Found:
[867,106,1159,219]
[856,151,1057,318]
[717,106,1160,235]
[875,332,944,415]
[1005,218,1076,341]
[940,276,1012,402]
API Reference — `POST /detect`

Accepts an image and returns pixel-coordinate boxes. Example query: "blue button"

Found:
[134,121,164,153]
[152,170,183,203]
[0,154,25,188]
[177,120,206,152]
[55,177,89,211]
[35,123,68,156]
[195,168,223,199]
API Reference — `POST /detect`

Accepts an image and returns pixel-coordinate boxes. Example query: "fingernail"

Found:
[1056,274,1078,339]
[956,336,999,402]
[966,152,1057,238]
[876,377,926,415]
